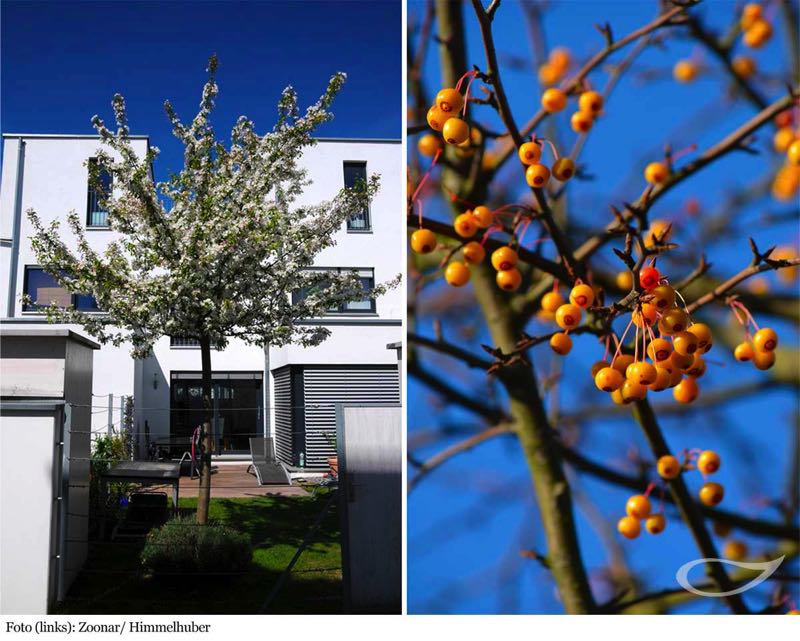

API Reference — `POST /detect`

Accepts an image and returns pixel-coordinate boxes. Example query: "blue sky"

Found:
[1,0,400,180]
[408,0,798,614]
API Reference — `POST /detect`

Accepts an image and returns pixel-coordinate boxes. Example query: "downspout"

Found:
[6,137,26,317]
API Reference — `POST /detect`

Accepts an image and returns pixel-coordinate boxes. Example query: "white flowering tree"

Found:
[27,56,396,524]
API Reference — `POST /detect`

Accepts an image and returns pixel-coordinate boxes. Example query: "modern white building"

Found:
[0,133,402,470]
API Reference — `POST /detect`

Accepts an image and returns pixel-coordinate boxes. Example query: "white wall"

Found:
[0,136,402,448]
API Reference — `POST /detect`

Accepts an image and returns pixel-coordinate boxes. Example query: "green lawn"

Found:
[57,491,342,614]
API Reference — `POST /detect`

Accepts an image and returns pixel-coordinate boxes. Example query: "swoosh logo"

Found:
[676,556,785,597]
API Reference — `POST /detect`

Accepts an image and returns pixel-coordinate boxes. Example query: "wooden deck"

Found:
[147,464,309,499]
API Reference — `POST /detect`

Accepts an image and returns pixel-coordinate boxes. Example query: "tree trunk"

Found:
[196,336,213,524]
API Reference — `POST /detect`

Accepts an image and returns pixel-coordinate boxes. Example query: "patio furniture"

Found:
[247,437,292,486]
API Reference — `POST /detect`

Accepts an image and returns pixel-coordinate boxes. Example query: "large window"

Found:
[292,267,376,314]
[343,161,370,232]
[86,158,112,227]
[22,266,99,312]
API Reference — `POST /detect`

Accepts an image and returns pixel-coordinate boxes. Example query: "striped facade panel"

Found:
[272,366,294,465]
[302,366,400,469]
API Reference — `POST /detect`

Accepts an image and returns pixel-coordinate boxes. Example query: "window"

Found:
[86,159,112,227]
[343,162,370,232]
[22,266,99,312]
[170,336,201,348]
[292,267,375,314]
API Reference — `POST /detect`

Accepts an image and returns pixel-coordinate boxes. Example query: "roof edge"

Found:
[2,133,150,140]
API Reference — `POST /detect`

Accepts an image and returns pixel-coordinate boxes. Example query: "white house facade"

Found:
[0,134,402,470]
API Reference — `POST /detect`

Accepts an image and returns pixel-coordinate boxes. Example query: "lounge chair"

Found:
[247,437,292,485]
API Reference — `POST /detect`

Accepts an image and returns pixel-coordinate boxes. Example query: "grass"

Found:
[57,491,342,614]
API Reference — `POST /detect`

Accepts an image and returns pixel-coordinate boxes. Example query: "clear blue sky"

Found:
[1,0,400,180]
[408,0,798,614]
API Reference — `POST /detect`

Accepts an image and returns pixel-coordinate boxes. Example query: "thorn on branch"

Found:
[595,21,614,47]
[520,549,550,569]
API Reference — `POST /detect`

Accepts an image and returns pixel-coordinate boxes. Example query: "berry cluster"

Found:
[518,137,576,188]
[731,300,779,371]
[740,3,772,49]
[425,74,483,155]
[618,449,724,541]
[772,109,800,201]
[539,87,604,136]
[538,47,571,86]
[588,266,712,405]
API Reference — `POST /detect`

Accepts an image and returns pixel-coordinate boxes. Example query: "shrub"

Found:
[140,517,252,575]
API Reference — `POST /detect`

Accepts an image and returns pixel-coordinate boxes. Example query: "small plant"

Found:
[140,517,252,575]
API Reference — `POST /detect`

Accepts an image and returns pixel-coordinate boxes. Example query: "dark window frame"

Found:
[86,158,113,228]
[22,265,100,313]
[292,267,376,315]
[343,161,371,232]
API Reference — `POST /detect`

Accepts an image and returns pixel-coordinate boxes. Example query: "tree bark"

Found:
[196,336,213,524]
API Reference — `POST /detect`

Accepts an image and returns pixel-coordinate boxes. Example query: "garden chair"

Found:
[247,437,292,485]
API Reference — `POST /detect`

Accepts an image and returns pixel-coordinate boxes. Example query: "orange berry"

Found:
[541,290,565,313]
[774,127,796,153]
[444,261,470,287]
[462,241,486,264]
[569,283,595,308]
[616,271,633,290]
[732,55,757,78]
[552,157,576,181]
[550,332,572,355]
[611,388,625,405]
[591,360,610,377]
[657,455,681,480]
[626,361,657,386]
[538,62,561,86]
[699,482,724,506]
[658,307,689,335]
[788,140,800,166]
[734,341,755,362]
[649,366,671,392]
[410,229,437,254]
[621,379,647,403]
[753,327,778,352]
[686,354,707,378]
[687,323,713,352]
[673,59,698,83]
[436,87,463,114]
[672,330,699,356]
[626,495,652,519]
[697,450,721,475]
[670,350,694,371]
[442,117,470,145]
[578,91,603,116]
[453,213,478,238]
[647,337,673,363]
[650,284,676,310]
[472,205,494,228]
[491,246,518,272]
[525,163,551,188]
[541,88,568,113]
[549,47,571,70]
[668,366,684,388]
[418,134,443,157]
[518,141,542,165]
[753,349,776,370]
[645,514,666,535]
[570,111,593,133]
[496,267,522,292]
[786,610,800,615]
[595,366,624,392]
[612,354,635,374]
[426,105,445,131]
[555,303,581,330]
[617,515,641,539]
[673,377,698,403]
[632,303,658,328]
[644,161,669,185]
[723,540,748,561]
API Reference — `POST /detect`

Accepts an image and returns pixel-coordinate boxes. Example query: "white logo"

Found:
[676,555,785,597]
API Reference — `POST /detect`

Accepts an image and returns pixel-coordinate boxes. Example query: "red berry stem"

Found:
[670,143,698,162]
[612,315,636,364]
[411,148,442,205]
[461,74,479,117]
[643,480,657,499]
